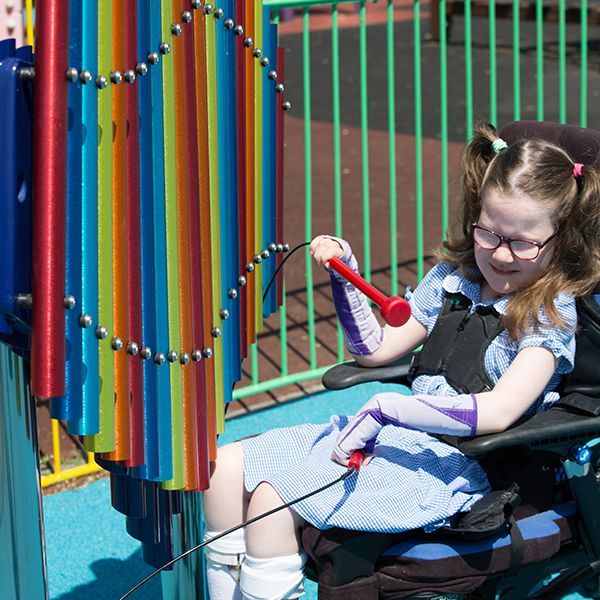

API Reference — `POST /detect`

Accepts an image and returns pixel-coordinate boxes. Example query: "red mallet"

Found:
[348,451,365,471]
[329,258,411,327]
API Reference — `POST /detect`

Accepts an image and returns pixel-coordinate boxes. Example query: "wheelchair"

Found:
[301,121,600,600]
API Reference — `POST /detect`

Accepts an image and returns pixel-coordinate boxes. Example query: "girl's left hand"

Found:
[331,452,373,468]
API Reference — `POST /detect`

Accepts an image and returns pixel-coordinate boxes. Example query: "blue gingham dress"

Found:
[241,263,577,533]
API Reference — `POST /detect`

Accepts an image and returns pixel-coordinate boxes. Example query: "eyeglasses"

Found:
[472,223,558,260]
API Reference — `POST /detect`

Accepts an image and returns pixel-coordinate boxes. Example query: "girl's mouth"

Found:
[491,264,518,276]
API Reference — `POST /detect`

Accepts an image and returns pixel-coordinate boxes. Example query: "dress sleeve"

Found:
[406,262,455,333]
[517,292,577,376]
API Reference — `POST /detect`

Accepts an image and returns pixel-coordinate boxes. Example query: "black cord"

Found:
[262,241,311,303]
[118,464,357,600]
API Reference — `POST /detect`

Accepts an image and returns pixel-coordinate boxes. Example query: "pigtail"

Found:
[441,122,502,271]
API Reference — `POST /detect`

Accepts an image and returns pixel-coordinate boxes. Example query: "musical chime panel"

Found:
[25,0,290,493]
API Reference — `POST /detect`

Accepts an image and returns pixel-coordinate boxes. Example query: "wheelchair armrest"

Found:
[321,354,413,390]
[457,406,600,458]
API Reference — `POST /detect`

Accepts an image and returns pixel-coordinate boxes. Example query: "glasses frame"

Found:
[472,223,558,261]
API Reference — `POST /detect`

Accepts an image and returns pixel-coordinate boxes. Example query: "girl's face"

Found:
[475,188,557,299]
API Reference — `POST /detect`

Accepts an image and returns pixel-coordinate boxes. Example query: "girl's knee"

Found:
[246,483,305,558]
[203,442,248,530]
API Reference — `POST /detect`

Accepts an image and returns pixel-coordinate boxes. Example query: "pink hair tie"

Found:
[573,163,585,179]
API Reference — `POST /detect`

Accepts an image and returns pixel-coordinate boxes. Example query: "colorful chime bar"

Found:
[29,0,287,498]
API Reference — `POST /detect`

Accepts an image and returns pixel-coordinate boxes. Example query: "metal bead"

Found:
[283,243,290,252]
[211,327,221,338]
[214,7,224,18]
[18,67,35,81]
[112,337,124,351]
[276,243,284,252]
[16,293,33,309]
[234,25,244,36]
[95,325,108,340]
[160,42,171,55]
[223,18,234,29]
[203,3,213,14]
[180,352,190,365]
[123,69,136,84]
[79,70,93,84]
[282,101,292,111]
[182,10,193,22]
[140,346,152,360]
[228,288,238,299]
[220,308,230,320]
[154,352,166,365]
[260,57,269,67]
[203,347,213,359]
[167,350,178,363]
[244,37,253,47]
[171,23,182,36]
[238,275,247,286]
[268,70,277,80]
[66,67,79,82]
[253,48,262,58]
[110,70,123,85]
[127,341,139,356]
[245,263,255,273]
[191,0,202,8]
[96,75,108,89]
[63,295,76,310]
[253,254,262,264]
[261,249,270,259]
[191,349,203,362]
[79,314,93,328]
[147,51,160,65]
[136,62,148,76]
[275,83,285,94]
[268,243,277,252]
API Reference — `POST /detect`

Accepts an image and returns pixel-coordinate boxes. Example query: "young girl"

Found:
[202,122,600,600]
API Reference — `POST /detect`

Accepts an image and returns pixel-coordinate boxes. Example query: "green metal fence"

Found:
[233,0,598,404]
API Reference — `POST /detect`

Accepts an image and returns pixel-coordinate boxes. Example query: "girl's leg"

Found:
[203,443,249,600]
[241,482,307,600]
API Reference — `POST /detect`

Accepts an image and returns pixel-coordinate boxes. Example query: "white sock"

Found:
[204,528,246,600]
[240,552,307,600]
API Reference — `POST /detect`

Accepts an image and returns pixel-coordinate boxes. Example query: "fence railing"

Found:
[40,0,599,487]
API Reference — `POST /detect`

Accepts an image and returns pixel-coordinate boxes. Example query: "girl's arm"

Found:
[475,346,557,434]
[310,235,428,367]
[352,316,427,367]
[332,345,557,463]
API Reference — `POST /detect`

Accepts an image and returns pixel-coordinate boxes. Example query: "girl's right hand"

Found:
[309,235,347,269]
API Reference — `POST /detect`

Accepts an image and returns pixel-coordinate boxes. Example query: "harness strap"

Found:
[410,292,503,394]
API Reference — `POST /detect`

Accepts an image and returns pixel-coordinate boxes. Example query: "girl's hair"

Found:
[443,121,600,340]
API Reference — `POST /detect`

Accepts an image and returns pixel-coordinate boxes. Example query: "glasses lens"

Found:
[473,227,500,249]
[509,240,539,260]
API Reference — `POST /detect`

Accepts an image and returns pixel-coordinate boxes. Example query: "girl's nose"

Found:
[492,241,515,262]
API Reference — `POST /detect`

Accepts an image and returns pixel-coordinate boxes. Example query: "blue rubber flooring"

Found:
[43,382,391,599]
[43,382,590,599]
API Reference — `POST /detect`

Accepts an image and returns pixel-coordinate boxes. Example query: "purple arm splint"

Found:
[333,392,479,461]
[326,237,383,356]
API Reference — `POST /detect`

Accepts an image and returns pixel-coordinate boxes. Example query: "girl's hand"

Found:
[309,235,346,269]
[331,451,373,468]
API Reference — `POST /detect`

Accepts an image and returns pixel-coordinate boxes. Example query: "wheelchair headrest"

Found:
[499,121,600,168]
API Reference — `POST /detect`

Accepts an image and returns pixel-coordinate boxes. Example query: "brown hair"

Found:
[442,121,600,340]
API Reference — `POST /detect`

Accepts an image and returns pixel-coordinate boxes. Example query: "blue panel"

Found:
[0,41,32,351]
[149,0,173,481]
[133,0,161,481]
[262,16,278,316]
[71,0,100,435]
[54,2,84,422]
[226,0,241,384]
[216,1,234,402]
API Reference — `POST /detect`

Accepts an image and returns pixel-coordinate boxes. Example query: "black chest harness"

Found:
[409,292,504,395]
